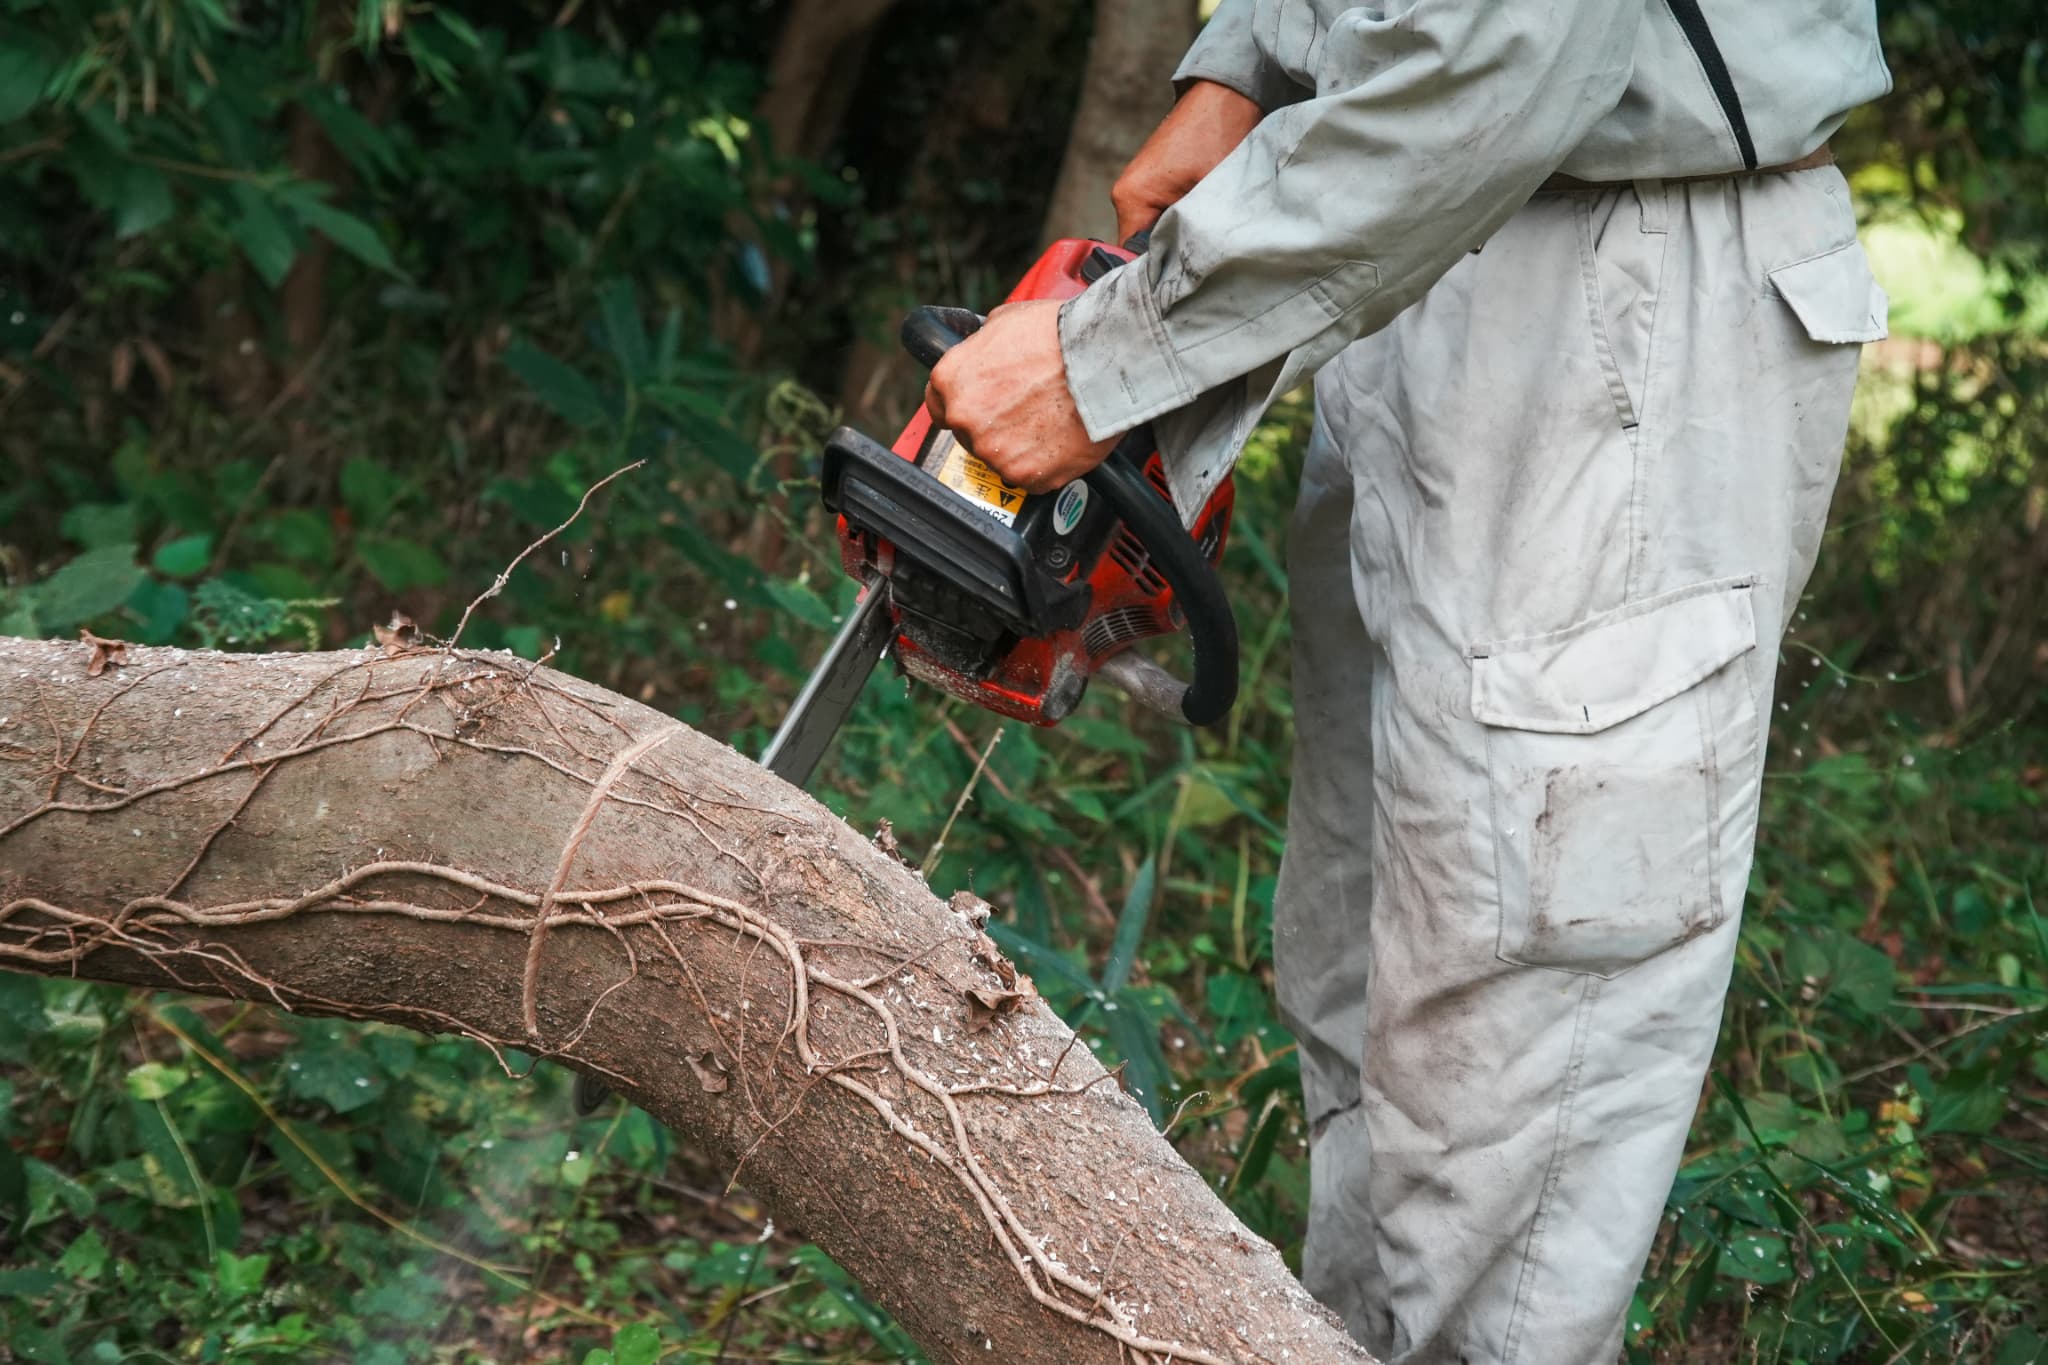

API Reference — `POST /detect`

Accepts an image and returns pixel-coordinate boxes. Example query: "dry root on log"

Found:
[0,636,1372,1364]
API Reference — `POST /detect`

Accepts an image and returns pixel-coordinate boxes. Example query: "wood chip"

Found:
[686,1050,730,1094]
[372,612,419,657]
[80,629,128,677]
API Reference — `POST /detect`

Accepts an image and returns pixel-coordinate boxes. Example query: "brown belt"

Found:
[1536,144,1834,194]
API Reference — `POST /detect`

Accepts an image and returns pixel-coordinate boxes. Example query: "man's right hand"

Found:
[1111,80,1265,245]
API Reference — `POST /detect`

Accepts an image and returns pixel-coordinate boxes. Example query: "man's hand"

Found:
[925,82,1262,494]
[923,300,1114,495]
[1111,80,1264,243]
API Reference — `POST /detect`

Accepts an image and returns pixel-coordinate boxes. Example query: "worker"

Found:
[923,2,1891,1361]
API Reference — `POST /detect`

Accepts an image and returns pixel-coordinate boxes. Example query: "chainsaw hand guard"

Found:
[820,427,1086,636]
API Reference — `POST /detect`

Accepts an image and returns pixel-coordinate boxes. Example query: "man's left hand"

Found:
[922,299,1116,495]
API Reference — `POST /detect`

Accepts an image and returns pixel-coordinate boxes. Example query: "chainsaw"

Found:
[759,235,1242,787]
[575,240,1237,1114]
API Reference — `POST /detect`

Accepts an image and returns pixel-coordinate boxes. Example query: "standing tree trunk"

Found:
[725,0,906,366]
[730,0,907,571]
[756,0,906,166]
[0,636,1372,1365]
[1040,0,1202,245]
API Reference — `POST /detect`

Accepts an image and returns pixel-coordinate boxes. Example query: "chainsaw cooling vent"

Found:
[1107,527,1169,597]
[1084,604,1168,658]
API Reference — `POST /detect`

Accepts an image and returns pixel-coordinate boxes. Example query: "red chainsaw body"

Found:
[833,238,1235,726]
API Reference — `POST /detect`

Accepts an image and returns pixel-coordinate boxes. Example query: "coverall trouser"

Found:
[1277,166,1887,1364]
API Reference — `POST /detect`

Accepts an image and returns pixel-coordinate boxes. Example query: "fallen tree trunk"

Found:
[0,636,1369,1365]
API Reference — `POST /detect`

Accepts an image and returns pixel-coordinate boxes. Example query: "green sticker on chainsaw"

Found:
[930,432,1026,527]
[1052,481,1088,535]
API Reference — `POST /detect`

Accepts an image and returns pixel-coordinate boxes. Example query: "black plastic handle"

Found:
[901,306,986,370]
[1083,438,1238,726]
[895,299,1239,728]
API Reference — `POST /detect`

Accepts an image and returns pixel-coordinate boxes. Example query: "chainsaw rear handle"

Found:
[900,305,986,370]
[900,231,1145,365]
[896,303,1240,728]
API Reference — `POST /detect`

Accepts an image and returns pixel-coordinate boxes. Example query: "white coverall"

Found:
[1054,3,1892,1361]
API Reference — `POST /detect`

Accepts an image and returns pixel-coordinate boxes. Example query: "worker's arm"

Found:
[929,0,1639,493]
[1113,81,1266,250]
[1062,0,1640,442]
[1165,0,1307,116]
[1111,0,1309,243]
[924,76,1263,494]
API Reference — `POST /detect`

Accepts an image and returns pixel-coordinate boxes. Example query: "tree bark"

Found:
[757,0,905,166]
[0,636,1371,1365]
[1040,0,1202,245]
[723,0,904,363]
[727,0,906,572]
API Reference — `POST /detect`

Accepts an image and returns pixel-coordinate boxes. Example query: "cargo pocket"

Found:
[1767,240,1889,345]
[1470,578,1762,978]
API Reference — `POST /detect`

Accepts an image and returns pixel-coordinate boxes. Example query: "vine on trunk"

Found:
[0,637,1367,1364]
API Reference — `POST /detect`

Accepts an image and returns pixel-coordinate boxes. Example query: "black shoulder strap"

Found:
[1664,0,1758,171]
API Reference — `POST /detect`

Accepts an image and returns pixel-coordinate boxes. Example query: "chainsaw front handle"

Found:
[896,304,1240,728]
[1084,437,1239,726]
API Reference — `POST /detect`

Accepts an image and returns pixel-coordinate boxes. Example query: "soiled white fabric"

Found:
[1274,168,1883,1362]
[1055,0,1890,519]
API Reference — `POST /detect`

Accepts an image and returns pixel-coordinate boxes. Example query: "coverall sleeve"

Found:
[1170,0,1307,112]
[1058,0,1642,443]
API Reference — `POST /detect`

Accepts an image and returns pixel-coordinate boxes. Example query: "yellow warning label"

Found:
[929,431,1027,526]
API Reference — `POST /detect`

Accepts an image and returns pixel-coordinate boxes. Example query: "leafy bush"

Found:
[2,2,2044,1363]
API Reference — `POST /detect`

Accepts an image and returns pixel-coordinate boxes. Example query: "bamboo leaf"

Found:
[287,193,400,276]
[1101,855,1155,994]
[229,184,298,287]
[503,340,611,429]
[0,33,56,123]
[597,278,649,384]
[28,545,145,631]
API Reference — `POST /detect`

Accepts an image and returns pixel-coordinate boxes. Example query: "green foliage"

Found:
[3,1,2046,1362]
[1629,743,2047,1360]
[1855,4,2048,264]
[0,990,914,1362]
[0,544,143,634]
